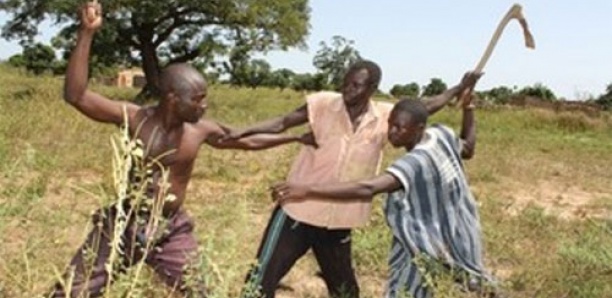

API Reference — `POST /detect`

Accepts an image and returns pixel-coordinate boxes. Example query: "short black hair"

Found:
[346,60,382,89]
[393,98,429,125]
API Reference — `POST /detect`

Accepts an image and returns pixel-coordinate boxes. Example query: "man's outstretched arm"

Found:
[225,105,309,139]
[421,72,483,115]
[201,120,317,151]
[64,3,137,125]
[272,174,402,202]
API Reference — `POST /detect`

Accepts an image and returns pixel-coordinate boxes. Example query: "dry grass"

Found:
[0,64,611,297]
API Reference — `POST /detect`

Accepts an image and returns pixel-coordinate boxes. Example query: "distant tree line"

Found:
[5,35,362,93]
[2,20,612,110]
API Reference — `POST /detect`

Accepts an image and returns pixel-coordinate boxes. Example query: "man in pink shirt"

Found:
[231,60,480,297]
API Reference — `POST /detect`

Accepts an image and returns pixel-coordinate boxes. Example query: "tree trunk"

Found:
[135,25,161,103]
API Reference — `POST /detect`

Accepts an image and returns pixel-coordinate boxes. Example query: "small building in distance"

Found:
[117,68,146,88]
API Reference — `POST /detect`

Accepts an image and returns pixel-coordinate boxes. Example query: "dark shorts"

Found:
[49,204,202,297]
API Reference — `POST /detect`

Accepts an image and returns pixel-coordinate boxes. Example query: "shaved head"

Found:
[157,63,208,123]
[159,63,207,99]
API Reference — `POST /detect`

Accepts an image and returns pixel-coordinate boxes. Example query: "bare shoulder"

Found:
[192,118,224,139]
[125,105,150,128]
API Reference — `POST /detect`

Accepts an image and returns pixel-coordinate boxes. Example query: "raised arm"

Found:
[63,3,137,125]
[227,105,309,139]
[272,174,401,202]
[421,72,483,115]
[459,96,477,159]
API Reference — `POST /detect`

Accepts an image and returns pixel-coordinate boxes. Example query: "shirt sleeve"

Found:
[430,124,462,155]
[385,154,411,194]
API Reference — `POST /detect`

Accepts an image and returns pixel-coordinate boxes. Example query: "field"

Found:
[0,64,611,298]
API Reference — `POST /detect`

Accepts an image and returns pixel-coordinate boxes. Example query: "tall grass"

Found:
[0,65,611,297]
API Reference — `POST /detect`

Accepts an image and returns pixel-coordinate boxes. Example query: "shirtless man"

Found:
[48,3,307,297]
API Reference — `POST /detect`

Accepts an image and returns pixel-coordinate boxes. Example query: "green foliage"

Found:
[263,68,295,90]
[480,86,515,104]
[556,222,612,298]
[594,83,612,110]
[244,59,272,89]
[291,72,328,92]
[389,82,420,98]
[7,54,25,68]
[21,43,56,75]
[313,35,362,90]
[1,0,310,91]
[421,78,447,97]
[519,83,557,101]
[1,67,612,297]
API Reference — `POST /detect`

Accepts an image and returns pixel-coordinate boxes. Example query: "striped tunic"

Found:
[383,124,492,298]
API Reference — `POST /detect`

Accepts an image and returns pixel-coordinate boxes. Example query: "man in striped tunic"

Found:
[273,88,497,297]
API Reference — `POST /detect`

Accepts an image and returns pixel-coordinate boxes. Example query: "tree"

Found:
[7,54,25,68]
[389,82,420,98]
[595,83,612,110]
[22,43,56,75]
[1,0,310,97]
[482,86,514,104]
[519,83,556,101]
[292,72,328,92]
[245,59,271,89]
[421,78,447,97]
[264,68,295,90]
[313,35,361,90]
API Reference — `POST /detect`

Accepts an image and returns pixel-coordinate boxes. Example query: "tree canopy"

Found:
[421,78,447,97]
[595,83,612,110]
[1,0,310,96]
[313,35,361,91]
[519,83,557,101]
[389,82,420,99]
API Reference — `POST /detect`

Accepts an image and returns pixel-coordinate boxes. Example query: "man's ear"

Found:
[165,91,178,103]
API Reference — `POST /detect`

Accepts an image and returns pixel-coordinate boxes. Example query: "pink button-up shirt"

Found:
[282,91,393,229]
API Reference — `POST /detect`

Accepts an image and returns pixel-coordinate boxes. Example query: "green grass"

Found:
[0,64,611,297]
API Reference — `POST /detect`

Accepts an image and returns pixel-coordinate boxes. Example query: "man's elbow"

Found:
[356,183,377,198]
[232,140,267,151]
[461,146,475,159]
[461,151,474,160]
[63,88,80,105]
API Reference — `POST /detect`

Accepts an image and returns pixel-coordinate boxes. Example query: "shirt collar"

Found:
[331,94,381,122]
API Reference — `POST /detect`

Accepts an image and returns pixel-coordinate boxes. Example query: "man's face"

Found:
[173,78,208,123]
[387,110,424,150]
[342,68,375,106]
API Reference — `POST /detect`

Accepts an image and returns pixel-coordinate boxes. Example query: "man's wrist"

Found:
[463,104,476,111]
[78,28,96,38]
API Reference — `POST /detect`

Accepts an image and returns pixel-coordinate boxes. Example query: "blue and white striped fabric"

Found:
[383,124,492,298]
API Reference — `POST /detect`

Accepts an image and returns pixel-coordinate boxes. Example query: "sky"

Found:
[1,0,611,99]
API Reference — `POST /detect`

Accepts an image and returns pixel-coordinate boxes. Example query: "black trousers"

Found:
[243,206,359,298]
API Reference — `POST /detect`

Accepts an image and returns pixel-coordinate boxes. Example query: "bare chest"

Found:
[130,121,200,171]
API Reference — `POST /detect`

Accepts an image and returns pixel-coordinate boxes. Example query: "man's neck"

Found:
[404,132,428,152]
[153,104,183,131]
[345,99,370,122]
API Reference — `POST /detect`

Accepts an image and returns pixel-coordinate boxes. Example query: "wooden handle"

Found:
[458,4,535,106]
[475,4,526,72]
